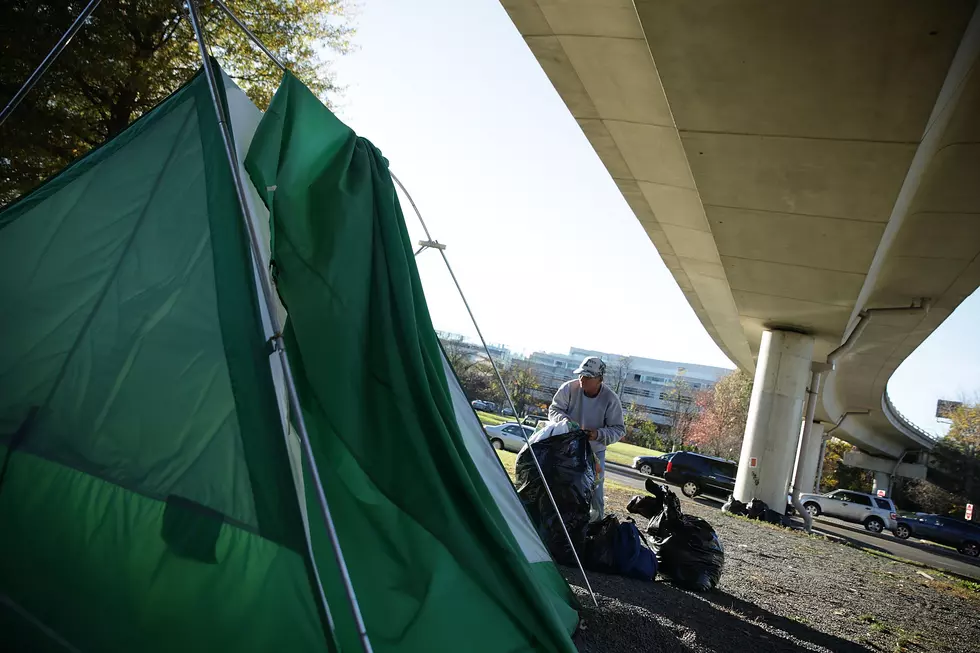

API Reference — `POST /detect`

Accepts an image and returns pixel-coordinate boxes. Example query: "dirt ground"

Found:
[566,482,980,653]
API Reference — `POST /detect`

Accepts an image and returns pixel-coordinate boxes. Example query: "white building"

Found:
[526,347,731,429]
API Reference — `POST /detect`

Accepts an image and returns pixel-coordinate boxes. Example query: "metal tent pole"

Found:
[394,172,599,607]
[0,0,103,128]
[185,3,373,652]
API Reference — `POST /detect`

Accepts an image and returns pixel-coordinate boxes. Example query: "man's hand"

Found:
[587,429,598,441]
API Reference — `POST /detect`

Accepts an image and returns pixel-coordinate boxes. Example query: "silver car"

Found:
[485,423,534,452]
[799,489,898,533]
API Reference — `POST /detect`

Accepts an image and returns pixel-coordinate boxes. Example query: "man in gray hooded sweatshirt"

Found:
[548,356,626,521]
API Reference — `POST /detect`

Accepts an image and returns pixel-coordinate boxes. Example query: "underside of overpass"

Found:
[499,0,980,478]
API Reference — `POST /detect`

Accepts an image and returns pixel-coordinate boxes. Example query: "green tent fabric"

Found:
[246,72,578,652]
[0,63,578,652]
[0,70,328,651]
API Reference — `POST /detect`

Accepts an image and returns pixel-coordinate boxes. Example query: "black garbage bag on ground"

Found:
[583,515,620,573]
[745,498,769,520]
[627,494,663,520]
[644,483,724,591]
[722,495,747,516]
[515,430,596,565]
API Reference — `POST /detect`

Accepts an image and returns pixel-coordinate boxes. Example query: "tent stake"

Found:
[396,172,599,607]
[0,0,103,128]
[186,2,374,651]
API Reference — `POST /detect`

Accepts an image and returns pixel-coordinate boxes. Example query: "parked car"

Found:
[501,407,515,417]
[662,451,737,499]
[799,489,897,533]
[521,414,548,428]
[633,452,676,477]
[893,514,980,556]
[471,400,497,413]
[485,423,534,452]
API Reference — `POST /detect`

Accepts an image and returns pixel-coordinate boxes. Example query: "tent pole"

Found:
[212,0,287,72]
[395,172,599,607]
[185,3,374,652]
[0,0,103,128]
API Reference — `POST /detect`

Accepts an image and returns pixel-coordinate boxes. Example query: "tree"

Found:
[439,333,485,375]
[606,355,634,398]
[501,364,540,417]
[622,401,645,441]
[687,369,752,459]
[933,399,980,511]
[819,438,872,493]
[1,0,352,205]
[662,377,698,450]
[901,479,968,517]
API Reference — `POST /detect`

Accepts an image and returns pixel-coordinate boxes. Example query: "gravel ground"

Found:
[563,483,980,653]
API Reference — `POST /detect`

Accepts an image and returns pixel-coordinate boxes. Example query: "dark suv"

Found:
[662,451,737,498]
[894,514,980,557]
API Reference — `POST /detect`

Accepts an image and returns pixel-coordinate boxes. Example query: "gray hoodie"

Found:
[547,379,626,453]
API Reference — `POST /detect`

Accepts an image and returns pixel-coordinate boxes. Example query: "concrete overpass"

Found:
[499,0,980,508]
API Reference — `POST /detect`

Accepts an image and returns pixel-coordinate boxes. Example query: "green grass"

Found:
[496,449,518,477]
[476,411,516,427]
[604,441,665,467]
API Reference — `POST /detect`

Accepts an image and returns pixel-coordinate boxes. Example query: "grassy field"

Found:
[604,441,665,467]
[476,411,515,426]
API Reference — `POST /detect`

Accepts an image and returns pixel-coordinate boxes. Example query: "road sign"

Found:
[877,490,886,497]
[967,503,974,521]
[936,399,963,420]
[749,457,758,468]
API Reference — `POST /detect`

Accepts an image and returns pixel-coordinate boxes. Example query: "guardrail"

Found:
[883,390,939,445]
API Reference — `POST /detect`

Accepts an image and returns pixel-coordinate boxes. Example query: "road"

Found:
[605,463,980,581]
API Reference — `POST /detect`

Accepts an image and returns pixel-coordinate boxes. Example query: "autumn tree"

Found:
[687,369,752,459]
[931,400,980,511]
[1,0,352,205]
[819,438,872,493]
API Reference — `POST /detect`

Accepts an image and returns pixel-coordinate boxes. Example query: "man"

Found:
[549,356,625,521]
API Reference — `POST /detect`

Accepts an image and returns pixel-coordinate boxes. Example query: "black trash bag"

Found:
[515,430,596,565]
[627,494,663,520]
[645,484,724,591]
[722,495,747,516]
[745,498,770,520]
[583,515,620,573]
[762,508,783,525]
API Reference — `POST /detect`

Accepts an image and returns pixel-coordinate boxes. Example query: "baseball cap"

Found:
[573,356,606,378]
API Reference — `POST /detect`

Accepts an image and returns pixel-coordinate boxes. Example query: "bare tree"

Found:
[663,377,698,450]
[607,355,634,398]
[438,332,485,375]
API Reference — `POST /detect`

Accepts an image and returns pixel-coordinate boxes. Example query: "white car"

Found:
[799,489,898,533]
[485,423,534,452]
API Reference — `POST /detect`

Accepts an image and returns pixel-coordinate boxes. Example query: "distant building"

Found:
[526,347,731,429]
[437,332,513,367]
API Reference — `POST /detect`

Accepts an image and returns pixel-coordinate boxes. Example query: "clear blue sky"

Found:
[325,0,980,436]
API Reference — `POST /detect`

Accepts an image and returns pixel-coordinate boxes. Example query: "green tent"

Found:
[0,67,578,652]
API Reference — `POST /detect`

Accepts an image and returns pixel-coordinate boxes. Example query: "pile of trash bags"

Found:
[628,480,725,591]
[515,427,656,579]
[515,425,722,589]
[583,515,658,580]
[515,429,596,565]
[722,496,786,525]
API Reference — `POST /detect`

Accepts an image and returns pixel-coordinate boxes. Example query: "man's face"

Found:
[580,375,602,396]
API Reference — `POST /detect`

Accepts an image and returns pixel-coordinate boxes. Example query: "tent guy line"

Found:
[396,171,598,606]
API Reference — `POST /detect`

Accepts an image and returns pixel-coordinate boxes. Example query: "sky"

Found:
[324,0,980,436]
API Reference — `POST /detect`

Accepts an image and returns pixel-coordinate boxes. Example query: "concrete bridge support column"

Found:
[873,472,891,498]
[734,329,814,512]
[793,421,825,496]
